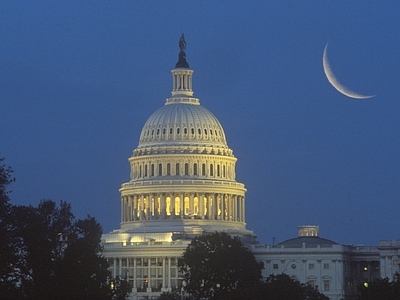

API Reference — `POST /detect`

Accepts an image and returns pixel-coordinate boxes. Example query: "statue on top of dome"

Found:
[179,33,187,52]
[175,33,189,68]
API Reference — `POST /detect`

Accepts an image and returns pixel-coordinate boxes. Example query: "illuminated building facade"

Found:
[102,35,256,299]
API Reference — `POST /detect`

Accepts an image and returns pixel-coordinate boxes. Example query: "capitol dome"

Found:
[138,102,228,148]
[102,35,255,299]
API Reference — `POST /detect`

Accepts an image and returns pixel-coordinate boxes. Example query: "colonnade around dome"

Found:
[129,156,237,180]
[120,192,245,224]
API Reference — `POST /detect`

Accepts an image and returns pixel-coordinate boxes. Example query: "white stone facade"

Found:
[102,42,255,299]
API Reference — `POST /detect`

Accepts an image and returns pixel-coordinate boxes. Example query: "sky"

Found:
[1,1,399,246]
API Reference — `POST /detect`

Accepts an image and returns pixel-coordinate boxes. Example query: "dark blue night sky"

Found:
[1,1,399,246]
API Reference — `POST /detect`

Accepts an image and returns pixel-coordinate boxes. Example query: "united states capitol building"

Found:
[102,36,400,300]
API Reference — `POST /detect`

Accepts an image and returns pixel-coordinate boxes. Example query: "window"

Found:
[291,264,296,269]
[394,260,399,266]
[193,163,198,175]
[151,164,154,176]
[157,129,160,135]
[177,127,180,134]
[145,165,148,177]
[217,165,220,176]
[167,163,171,175]
[308,279,316,288]
[170,128,173,134]
[210,164,214,176]
[184,163,189,175]
[163,128,166,135]
[176,163,180,175]
[158,164,162,176]
[273,264,279,269]
[202,164,206,176]
[184,127,187,134]
[198,128,201,134]
[191,128,194,134]
[323,280,330,292]
[324,263,329,269]
[309,264,315,270]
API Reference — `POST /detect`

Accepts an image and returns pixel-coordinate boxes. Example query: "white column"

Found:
[180,193,184,217]
[133,258,137,290]
[189,193,194,217]
[133,195,138,221]
[161,193,166,219]
[113,258,117,277]
[220,194,224,220]
[199,193,204,219]
[162,257,166,289]
[168,257,171,289]
[242,196,245,222]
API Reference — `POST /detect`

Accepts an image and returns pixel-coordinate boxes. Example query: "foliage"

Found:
[356,277,400,300]
[178,231,264,300]
[158,290,190,300]
[0,159,129,300]
[261,274,329,300]
[0,158,18,299]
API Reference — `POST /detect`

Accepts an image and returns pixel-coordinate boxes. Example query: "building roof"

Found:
[278,236,338,247]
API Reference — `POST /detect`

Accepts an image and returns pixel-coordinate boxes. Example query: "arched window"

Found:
[202,164,206,176]
[210,164,214,176]
[198,128,201,134]
[157,129,160,135]
[158,164,162,176]
[151,164,154,176]
[144,165,148,177]
[176,163,180,175]
[184,127,188,134]
[193,163,198,175]
[223,165,226,177]
[185,163,189,175]
[163,128,166,135]
[191,128,195,134]
[177,127,180,134]
[139,165,142,177]
[169,128,173,134]
[167,163,171,175]
[217,165,220,177]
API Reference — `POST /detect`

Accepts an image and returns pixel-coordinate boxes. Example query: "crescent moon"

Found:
[323,43,375,99]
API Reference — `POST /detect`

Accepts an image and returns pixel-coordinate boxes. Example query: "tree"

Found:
[5,199,128,300]
[356,277,400,300]
[261,274,329,300]
[0,158,18,299]
[178,231,264,300]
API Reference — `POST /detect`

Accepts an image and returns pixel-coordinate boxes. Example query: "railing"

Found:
[121,179,245,189]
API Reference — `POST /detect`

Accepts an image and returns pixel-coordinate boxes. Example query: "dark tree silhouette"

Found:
[261,273,329,300]
[0,160,129,300]
[178,232,264,300]
[0,158,18,299]
[356,277,400,300]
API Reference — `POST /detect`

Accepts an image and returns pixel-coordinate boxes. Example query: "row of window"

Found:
[132,162,233,179]
[142,126,223,138]
[272,263,330,270]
